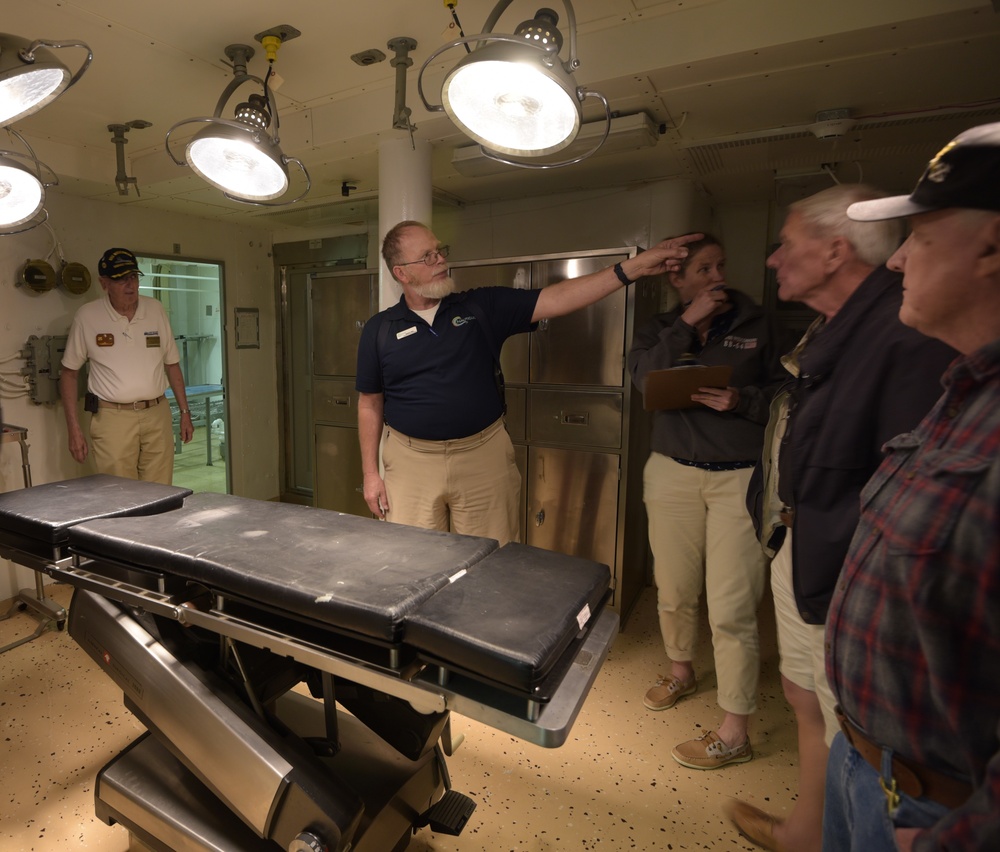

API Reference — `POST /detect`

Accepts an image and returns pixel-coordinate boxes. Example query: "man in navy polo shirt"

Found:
[356,220,700,545]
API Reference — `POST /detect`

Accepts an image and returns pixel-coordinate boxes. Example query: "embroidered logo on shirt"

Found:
[723,336,758,350]
[96,333,114,347]
[452,315,476,327]
[396,325,418,340]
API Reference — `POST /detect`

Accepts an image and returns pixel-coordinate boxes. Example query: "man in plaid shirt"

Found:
[824,122,1000,851]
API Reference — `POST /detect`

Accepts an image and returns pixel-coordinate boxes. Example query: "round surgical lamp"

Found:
[165,43,309,206]
[187,130,288,201]
[0,148,54,234]
[442,39,581,157]
[0,34,92,127]
[186,93,288,200]
[418,1,610,168]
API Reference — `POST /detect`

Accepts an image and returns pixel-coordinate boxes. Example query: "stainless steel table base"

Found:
[0,424,67,654]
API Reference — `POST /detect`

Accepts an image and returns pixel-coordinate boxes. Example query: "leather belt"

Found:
[779,508,795,527]
[98,395,164,410]
[835,707,973,809]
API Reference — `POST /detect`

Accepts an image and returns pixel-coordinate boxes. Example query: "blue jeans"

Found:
[823,731,950,851]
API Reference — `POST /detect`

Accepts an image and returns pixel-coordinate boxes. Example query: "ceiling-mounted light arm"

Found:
[0,34,93,126]
[164,39,310,206]
[478,88,610,170]
[388,37,418,134]
[417,1,608,165]
[209,45,277,132]
[477,0,578,74]
[17,38,93,91]
[416,32,560,114]
[108,120,151,196]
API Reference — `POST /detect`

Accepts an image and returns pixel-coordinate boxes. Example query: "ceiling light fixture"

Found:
[0,33,92,127]
[165,29,309,205]
[0,129,57,235]
[417,0,610,169]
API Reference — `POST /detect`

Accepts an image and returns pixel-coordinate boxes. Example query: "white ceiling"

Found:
[6,0,1000,231]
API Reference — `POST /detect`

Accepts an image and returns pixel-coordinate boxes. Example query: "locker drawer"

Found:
[528,390,622,448]
[314,423,368,517]
[313,378,358,425]
[504,386,527,443]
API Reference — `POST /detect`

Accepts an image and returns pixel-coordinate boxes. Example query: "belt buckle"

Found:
[879,775,901,813]
[132,400,143,410]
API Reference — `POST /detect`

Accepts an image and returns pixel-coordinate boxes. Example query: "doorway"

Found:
[137,254,229,494]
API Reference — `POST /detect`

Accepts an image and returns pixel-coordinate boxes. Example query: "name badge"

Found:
[96,333,114,347]
[396,326,418,340]
[145,335,161,348]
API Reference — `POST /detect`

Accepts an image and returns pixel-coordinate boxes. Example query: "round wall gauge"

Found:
[18,260,57,292]
[61,262,92,294]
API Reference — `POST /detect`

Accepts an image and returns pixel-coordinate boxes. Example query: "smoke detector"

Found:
[809,108,856,140]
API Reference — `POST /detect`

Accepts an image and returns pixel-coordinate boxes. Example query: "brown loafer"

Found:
[723,798,788,852]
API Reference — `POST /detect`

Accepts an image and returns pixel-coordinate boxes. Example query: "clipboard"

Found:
[643,365,733,411]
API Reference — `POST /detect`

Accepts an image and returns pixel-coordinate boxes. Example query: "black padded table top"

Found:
[68,492,499,643]
[0,475,191,547]
[405,543,610,694]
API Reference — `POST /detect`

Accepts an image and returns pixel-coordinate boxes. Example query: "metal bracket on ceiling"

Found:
[108,120,151,196]
[387,37,418,147]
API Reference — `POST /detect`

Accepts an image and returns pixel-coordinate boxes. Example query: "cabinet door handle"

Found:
[560,412,589,426]
[331,397,350,406]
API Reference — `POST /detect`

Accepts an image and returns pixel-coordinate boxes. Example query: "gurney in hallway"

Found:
[0,475,618,852]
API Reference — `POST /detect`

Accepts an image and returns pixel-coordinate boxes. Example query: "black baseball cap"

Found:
[848,122,1000,221]
[98,247,143,279]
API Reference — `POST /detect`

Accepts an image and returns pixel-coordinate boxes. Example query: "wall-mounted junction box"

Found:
[23,335,68,404]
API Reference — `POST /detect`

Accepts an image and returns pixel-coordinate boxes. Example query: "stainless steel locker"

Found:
[310,271,377,515]
[530,255,627,387]
[315,423,368,517]
[525,446,619,572]
[311,273,372,377]
[446,247,658,621]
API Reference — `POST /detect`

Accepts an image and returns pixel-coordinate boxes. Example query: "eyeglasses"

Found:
[396,245,450,267]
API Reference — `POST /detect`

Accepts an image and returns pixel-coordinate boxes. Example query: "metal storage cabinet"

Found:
[310,270,375,515]
[451,249,659,621]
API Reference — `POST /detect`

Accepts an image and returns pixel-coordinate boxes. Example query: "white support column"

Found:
[377,137,432,310]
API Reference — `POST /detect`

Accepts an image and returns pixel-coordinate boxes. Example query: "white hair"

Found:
[791,185,904,266]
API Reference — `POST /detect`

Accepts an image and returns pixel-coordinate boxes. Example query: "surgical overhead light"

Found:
[0,33,92,127]
[417,1,610,168]
[165,31,310,205]
[0,130,57,235]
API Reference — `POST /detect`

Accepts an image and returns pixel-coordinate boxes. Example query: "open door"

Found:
[137,254,229,494]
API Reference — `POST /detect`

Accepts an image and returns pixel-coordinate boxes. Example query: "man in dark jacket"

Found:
[726,185,955,852]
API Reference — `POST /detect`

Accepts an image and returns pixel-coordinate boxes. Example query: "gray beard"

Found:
[412,276,456,301]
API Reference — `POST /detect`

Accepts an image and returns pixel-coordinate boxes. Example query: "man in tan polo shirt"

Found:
[60,247,193,484]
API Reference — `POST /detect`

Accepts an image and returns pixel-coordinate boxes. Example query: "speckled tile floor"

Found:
[1,580,796,851]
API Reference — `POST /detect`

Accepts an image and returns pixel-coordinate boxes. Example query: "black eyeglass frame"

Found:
[395,245,451,267]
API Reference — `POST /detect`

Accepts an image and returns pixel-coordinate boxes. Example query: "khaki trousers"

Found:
[382,418,521,545]
[643,453,766,715]
[89,402,174,485]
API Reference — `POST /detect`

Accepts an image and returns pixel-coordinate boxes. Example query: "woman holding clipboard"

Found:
[627,233,789,770]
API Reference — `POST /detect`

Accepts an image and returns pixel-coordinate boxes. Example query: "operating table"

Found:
[0,475,618,852]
